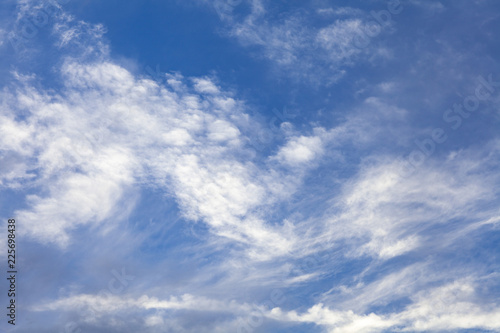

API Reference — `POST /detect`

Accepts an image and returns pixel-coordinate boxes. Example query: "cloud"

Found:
[193,77,221,94]
[325,147,498,259]
[2,1,500,333]
[215,0,398,83]
[316,19,369,62]
[275,281,500,332]
[1,60,303,256]
[274,134,324,166]
[33,275,500,332]
[2,14,327,260]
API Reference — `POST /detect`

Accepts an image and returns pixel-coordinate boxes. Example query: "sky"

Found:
[0,0,500,332]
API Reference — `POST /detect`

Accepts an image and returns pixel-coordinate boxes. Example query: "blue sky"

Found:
[0,0,500,332]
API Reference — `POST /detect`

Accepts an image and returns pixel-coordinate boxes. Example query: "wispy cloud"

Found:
[213,0,402,83]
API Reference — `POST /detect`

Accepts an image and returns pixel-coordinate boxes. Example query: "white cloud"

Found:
[215,1,395,83]
[231,13,307,66]
[274,134,324,166]
[18,146,137,247]
[193,77,220,94]
[207,119,240,142]
[269,278,500,332]
[316,19,367,62]
[36,278,500,332]
[1,55,308,258]
[326,154,497,259]
[377,236,420,259]
[398,280,500,331]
